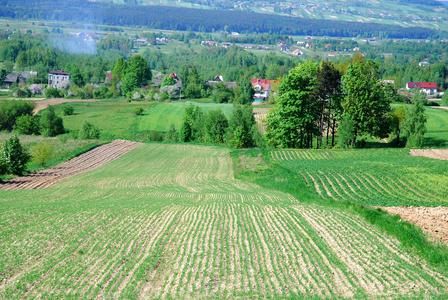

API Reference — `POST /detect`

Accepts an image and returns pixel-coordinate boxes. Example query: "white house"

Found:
[48,71,70,88]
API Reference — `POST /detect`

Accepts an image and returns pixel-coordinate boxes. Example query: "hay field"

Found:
[1,144,448,299]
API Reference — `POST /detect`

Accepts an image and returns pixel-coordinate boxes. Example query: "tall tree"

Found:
[227,106,256,148]
[341,59,391,145]
[112,57,127,79]
[266,60,319,148]
[126,55,152,86]
[312,60,342,148]
[0,69,6,86]
[235,77,254,105]
[401,92,427,148]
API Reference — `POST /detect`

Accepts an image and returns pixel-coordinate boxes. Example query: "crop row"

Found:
[1,144,447,298]
[272,149,448,207]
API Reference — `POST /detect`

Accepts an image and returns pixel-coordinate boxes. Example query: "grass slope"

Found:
[55,100,234,141]
[425,107,448,148]
[1,143,447,299]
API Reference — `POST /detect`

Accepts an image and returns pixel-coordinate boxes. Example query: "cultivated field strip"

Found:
[253,107,270,134]
[1,144,448,298]
[0,140,142,191]
[272,149,448,206]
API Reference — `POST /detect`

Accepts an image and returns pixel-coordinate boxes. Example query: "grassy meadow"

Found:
[425,107,448,148]
[52,100,234,141]
[1,143,448,299]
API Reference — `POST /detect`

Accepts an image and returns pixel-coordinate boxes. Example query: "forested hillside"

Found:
[0,0,441,39]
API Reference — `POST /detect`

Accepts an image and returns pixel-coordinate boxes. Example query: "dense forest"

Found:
[0,0,442,39]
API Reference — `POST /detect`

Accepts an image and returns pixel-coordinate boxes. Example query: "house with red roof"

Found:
[406,82,437,95]
[251,79,279,102]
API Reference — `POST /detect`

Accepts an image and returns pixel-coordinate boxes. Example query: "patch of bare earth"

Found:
[377,206,448,247]
[0,140,142,191]
[32,98,100,114]
[410,149,448,160]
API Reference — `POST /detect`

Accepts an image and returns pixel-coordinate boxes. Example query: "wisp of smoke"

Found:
[50,34,97,55]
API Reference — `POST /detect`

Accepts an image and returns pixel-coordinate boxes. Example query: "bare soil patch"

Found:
[410,149,448,160]
[377,206,448,247]
[0,140,142,191]
[32,98,100,114]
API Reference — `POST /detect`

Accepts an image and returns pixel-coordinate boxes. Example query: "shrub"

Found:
[93,86,109,99]
[164,124,179,142]
[62,105,74,116]
[40,105,65,137]
[147,130,164,141]
[0,100,36,131]
[13,115,40,135]
[79,121,100,139]
[0,134,31,175]
[133,107,144,115]
[14,87,32,98]
[57,134,68,143]
[45,87,60,98]
[442,92,448,107]
[31,142,55,167]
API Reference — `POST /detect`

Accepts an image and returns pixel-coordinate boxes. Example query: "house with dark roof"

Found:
[406,82,437,95]
[2,73,18,88]
[48,71,70,88]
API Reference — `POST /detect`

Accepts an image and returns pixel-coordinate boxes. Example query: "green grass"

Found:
[53,100,234,140]
[2,143,448,298]
[425,107,448,148]
[53,99,154,140]
[137,101,233,132]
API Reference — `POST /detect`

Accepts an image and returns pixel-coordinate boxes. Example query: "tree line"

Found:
[266,57,428,149]
[0,0,441,39]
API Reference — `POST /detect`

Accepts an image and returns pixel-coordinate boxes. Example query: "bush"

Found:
[0,100,36,131]
[40,105,65,137]
[164,124,179,142]
[57,134,68,143]
[93,86,109,99]
[0,134,31,175]
[62,105,74,116]
[14,86,32,98]
[442,92,448,107]
[14,115,40,135]
[133,107,144,115]
[45,87,60,98]
[147,130,164,141]
[31,142,55,167]
[79,121,100,139]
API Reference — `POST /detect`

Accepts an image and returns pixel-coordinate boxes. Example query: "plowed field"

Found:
[0,140,141,191]
[1,144,447,299]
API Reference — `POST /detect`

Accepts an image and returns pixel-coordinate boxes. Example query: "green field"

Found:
[425,107,448,147]
[271,148,448,207]
[1,143,448,299]
[136,102,234,132]
[54,100,233,140]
